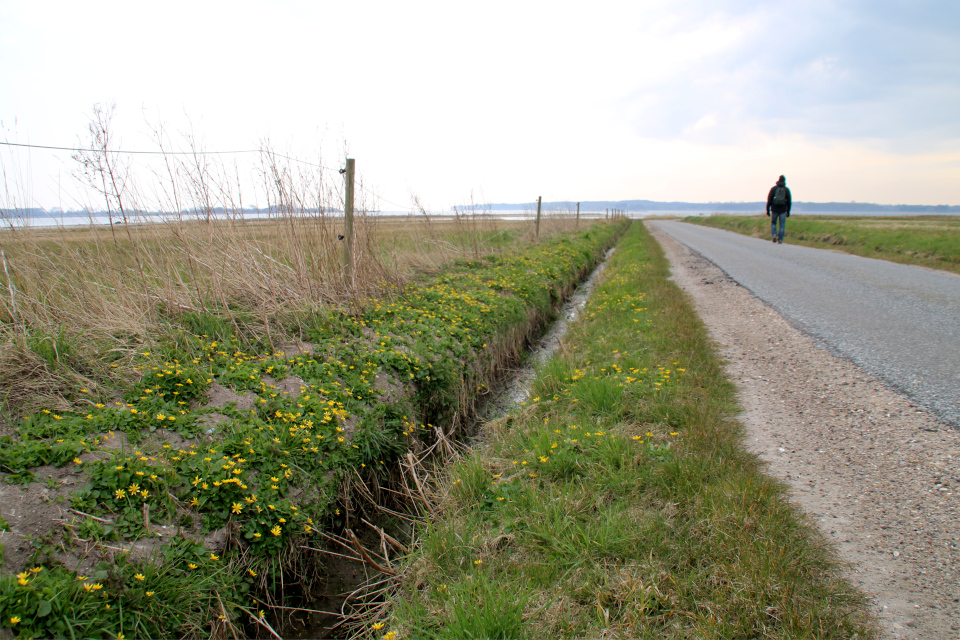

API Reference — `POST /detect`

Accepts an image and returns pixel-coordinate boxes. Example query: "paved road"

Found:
[649,220,960,427]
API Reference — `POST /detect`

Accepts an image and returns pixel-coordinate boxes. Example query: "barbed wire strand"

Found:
[0,140,418,212]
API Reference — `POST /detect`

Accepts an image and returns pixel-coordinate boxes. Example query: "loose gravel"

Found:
[648,222,960,640]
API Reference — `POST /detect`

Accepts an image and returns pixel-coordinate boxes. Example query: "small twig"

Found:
[68,509,112,524]
[238,606,282,640]
[404,452,436,516]
[362,518,408,555]
[299,545,363,564]
[216,592,241,640]
[248,598,347,617]
[345,529,397,576]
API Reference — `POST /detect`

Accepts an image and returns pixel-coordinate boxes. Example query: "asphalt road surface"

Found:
[650,220,960,427]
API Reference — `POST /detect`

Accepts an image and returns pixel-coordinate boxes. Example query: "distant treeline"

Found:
[486,200,960,214]
[5,200,960,218]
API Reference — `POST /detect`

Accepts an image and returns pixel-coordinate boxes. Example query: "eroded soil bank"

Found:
[649,222,960,640]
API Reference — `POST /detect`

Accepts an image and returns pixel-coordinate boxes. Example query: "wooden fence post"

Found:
[343,158,355,281]
[576,202,580,228]
[535,196,542,239]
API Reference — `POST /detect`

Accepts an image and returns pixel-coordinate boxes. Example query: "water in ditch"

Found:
[470,247,614,433]
[282,248,614,638]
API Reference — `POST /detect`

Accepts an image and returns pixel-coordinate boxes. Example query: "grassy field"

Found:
[369,223,875,639]
[0,214,622,639]
[687,214,960,274]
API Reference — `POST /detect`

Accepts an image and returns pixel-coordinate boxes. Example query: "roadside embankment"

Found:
[0,222,624,639]
[371,223,876,639]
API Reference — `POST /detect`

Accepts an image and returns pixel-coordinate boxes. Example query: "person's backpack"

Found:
[772,186,788,207]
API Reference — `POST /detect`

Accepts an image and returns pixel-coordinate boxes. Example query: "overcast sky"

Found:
[2,0,959,210]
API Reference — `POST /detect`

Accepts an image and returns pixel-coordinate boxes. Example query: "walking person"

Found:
[766,175,792,244]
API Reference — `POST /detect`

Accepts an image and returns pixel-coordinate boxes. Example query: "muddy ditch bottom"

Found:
[281,249,614,639]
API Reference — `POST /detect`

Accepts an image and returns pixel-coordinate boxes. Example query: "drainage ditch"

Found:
[280,249,614,639]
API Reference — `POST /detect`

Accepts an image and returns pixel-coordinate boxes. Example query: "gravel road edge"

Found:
[648,221,960,640]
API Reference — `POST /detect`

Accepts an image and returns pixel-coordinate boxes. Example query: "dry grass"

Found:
[0,113,591,421]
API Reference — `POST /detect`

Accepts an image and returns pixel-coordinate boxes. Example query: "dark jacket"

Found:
[767,179,792,215]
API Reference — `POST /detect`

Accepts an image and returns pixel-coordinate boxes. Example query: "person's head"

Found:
[777,175,786,185]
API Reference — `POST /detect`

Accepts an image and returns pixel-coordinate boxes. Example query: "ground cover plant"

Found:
[0,220,624,638]
[370,223,876,639]
[688,214,960,274]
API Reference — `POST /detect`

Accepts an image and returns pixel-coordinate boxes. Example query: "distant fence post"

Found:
[535,196,542,239]
[343,158,355,282]
[576,202,580,228]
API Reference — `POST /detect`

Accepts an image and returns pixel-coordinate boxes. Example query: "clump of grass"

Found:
[690,214,960,274]
[372,223,876,639]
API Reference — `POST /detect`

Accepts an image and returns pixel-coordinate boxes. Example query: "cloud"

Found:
[619,0,960,150]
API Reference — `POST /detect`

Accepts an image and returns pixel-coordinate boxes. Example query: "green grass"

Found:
[688,214,960,274]
[371,224,876,639]
[0,223,625,639]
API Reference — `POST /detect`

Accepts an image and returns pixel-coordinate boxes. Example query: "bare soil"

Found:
[649,223,960,640]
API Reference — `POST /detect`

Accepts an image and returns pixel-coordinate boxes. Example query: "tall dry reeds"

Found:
[0,108,587,420]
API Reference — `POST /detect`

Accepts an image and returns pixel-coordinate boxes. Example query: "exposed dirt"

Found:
[649,223,960,640]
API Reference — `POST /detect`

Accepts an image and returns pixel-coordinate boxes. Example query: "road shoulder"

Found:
[648,221,960,640]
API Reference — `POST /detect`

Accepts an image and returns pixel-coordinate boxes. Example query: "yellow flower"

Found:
[253,532,262,538]
[74,457,84,464]
[372,622,384,630]
[383,632,397,640]
[10,616,21,624]
[271,524,282,536]
[188,563,198,570]
[232,502,244,514]
[210,553,219,561]
[190,497,200,507]
[29,567,42,573]
[146,591,155,596]
[248,569,257,577]
[134,573,145,581]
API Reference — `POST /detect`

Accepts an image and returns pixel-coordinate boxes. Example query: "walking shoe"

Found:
[778,239,783,244]
[772,238,777,243]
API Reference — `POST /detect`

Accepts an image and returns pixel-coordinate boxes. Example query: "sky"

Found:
[1,0,959,211]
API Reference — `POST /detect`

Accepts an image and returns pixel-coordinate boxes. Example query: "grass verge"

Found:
[688,214,960,274]
[0,222,624,639]
[371,223,876,639]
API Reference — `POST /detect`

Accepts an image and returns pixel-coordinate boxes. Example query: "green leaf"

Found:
[37,599,52,617]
